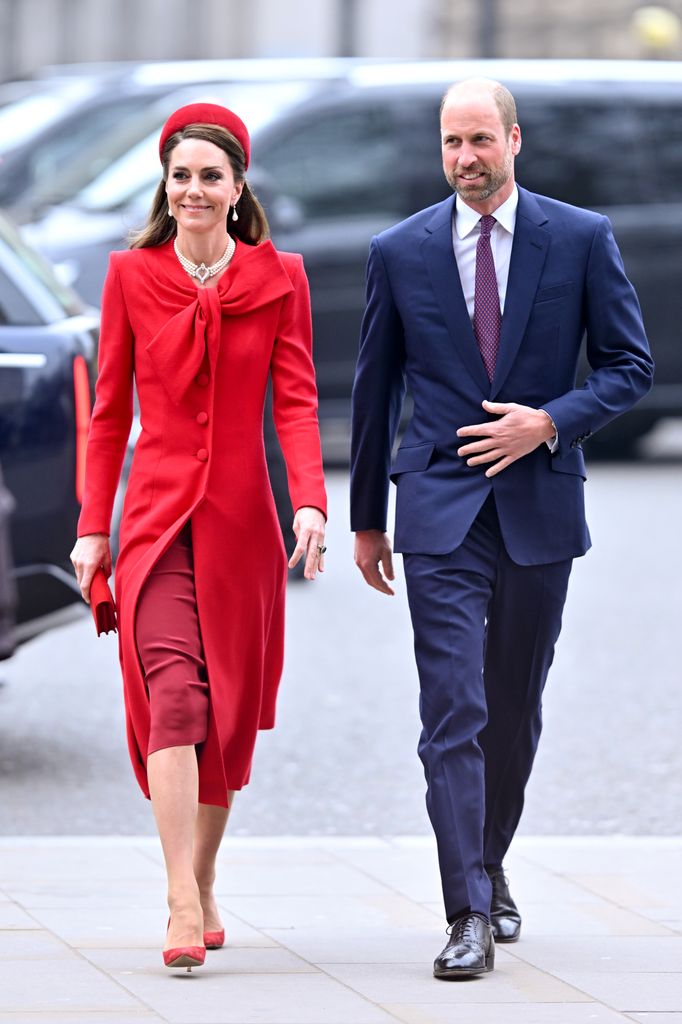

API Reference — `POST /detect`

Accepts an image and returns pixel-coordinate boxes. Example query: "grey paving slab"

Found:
[322,844,443,904]
[384,1004,631,1024]
[629,1015,682,1023]
[213,906,279,948]
[75,961,398,1024]
[556,972,682,1012]
[0,1016,163,1023]
[225,892,440,930]
[511,935,682,974]
[4,880,168,910]
[25,905,172,949]
[213,859,391,897]
[0,844,163,886]
[261,924,456,965]
[320,960,592,1004]
[515,838,682,876]
[520,900,672,937]
[0,928,75,958]
[0,900,42,929]
[82,945,319,974]
[0,958,146,1013]
[570,872,682,924]
[501,852,610,905]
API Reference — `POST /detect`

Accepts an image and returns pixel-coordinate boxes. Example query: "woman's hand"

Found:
[288,507,326,580]
[70,533,112,604]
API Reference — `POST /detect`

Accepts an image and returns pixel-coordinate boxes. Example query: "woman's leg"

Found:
[194,792,236,932]
[137,526,210,950]
[148,745,203,950]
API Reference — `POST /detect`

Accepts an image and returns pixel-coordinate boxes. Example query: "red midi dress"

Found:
[77,238,327,806]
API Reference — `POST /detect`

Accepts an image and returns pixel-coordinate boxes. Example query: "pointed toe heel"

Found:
[203,929,225,950]
[163,945,206,971]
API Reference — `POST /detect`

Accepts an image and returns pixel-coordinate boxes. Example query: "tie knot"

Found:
[479,214,496,237]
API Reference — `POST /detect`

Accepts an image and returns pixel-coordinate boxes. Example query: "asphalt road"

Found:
[1,425,680,836]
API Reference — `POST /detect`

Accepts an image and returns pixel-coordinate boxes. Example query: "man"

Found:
[350,79,653,980]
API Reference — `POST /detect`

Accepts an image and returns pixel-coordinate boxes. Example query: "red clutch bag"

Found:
[90,567,117,635]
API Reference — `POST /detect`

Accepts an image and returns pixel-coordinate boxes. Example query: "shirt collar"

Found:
[454,185,519,239]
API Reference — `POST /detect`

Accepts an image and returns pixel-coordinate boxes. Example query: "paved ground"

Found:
[0,834,680,1022]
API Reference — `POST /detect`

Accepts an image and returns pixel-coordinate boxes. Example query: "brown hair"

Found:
[130,123,269,249]
[440,80,518,136]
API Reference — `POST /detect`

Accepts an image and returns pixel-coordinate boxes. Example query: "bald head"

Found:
[441,78,518,137]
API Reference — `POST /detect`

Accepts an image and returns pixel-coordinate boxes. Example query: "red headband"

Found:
[158,103,250,169]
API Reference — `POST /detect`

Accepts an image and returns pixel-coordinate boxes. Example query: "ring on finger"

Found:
[317,544,327,555]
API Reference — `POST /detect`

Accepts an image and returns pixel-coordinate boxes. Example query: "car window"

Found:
[22,96,151,192]
[256,103,406,219]
[0,261,41,326]
[0,80,97,156]
[0,215,82,323]
[514,98,642,208]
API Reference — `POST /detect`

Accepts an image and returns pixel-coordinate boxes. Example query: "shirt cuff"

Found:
[540,409,559,453]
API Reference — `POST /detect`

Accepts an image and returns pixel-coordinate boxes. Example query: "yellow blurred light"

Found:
[631,5,681,48]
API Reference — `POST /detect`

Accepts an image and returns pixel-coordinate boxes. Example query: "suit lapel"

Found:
[420,196,491,395]
[490,188,550,397]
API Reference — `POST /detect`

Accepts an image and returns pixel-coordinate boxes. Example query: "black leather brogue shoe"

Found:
[433,913,495,980]
[489,868,522,943]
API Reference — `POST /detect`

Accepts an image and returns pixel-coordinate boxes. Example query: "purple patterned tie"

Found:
[473,214,501,381]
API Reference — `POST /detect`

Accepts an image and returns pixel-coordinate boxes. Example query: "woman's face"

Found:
[166,138,243,235]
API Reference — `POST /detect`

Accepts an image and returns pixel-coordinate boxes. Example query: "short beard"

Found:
[446,151,513,203]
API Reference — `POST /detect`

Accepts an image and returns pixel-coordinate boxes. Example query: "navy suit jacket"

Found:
[350,188,654,565]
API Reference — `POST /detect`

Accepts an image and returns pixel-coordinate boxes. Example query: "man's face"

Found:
[440,92,520,210]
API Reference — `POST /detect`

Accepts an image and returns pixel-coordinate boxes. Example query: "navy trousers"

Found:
[403,494,572,923]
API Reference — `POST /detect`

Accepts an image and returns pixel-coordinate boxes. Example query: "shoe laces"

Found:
[446,915,483,944]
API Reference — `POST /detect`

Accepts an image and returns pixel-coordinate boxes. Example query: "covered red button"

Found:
[196,373,209,387]
[196,448,209,462]
[196,411,209,425]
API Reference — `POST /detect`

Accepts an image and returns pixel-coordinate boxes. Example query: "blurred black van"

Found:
[251,59,682,457]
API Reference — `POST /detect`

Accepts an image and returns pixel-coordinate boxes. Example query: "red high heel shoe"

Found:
[163,918,206,972]
[203,928,225,950]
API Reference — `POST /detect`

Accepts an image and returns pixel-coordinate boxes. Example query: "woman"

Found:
[70,103,327,972]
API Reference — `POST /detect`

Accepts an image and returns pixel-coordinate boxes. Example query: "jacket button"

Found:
[196,448,209,462]
[196,373,209,387]
[196,411,209,425]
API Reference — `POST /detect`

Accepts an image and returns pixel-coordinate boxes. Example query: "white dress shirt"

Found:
[451,185,558,451]
[452,186,518,319]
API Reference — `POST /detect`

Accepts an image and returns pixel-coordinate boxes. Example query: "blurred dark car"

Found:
[0,213,99,644]
[16,59,682,458]
[0,58,361,214]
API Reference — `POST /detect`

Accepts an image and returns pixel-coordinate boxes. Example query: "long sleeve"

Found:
[543,216,654,457]
[270,255,327,518]
[350,237,407,532]
[77,254,134,536]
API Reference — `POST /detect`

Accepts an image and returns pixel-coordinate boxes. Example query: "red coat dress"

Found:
[78,238,327,806]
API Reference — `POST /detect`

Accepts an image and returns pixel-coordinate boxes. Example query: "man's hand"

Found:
[354,529,395,596]
[457,400,556,477]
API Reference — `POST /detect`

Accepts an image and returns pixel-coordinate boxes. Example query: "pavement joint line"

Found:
[498,942,636,1018]
[0,896,164,1019]
[511,850,682,938]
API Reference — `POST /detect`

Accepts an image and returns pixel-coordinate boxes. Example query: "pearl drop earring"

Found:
[232,203,238,222]
[168,206,173,218]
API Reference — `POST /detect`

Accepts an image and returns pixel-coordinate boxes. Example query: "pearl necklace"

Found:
[174,236,236,285]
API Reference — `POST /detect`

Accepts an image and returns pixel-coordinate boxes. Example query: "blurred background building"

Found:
[1,0,681,78]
